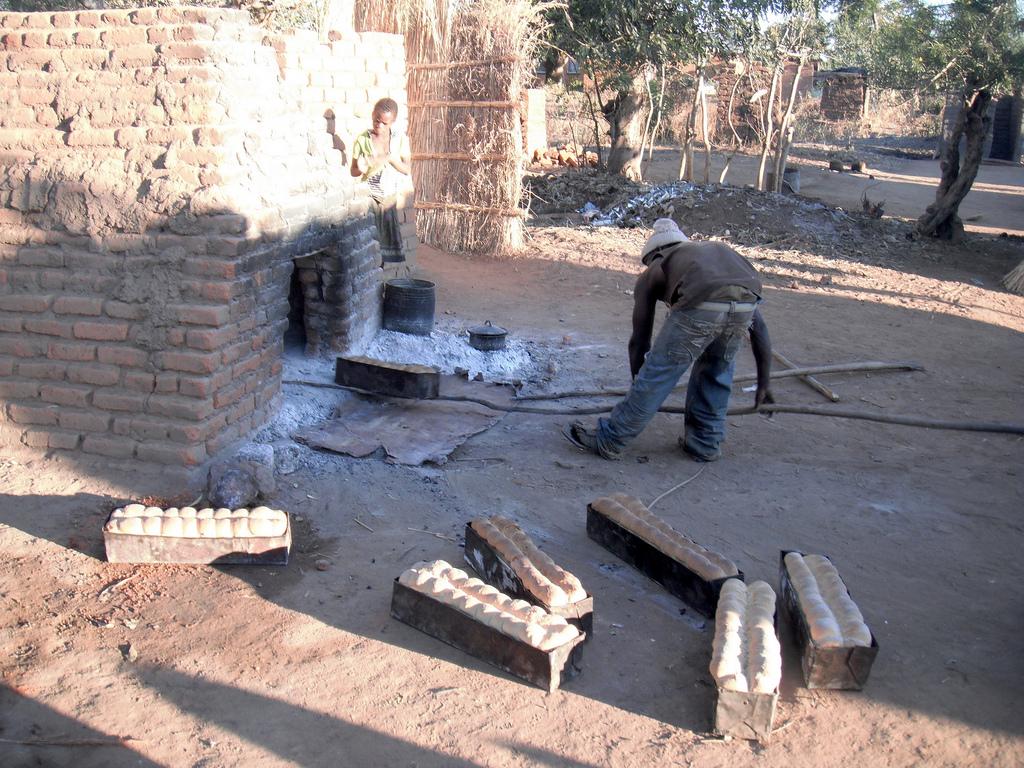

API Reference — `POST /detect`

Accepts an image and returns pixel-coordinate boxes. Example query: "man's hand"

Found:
[755,385,775,411]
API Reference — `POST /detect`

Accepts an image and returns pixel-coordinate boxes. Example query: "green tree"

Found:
[916,0,1024,238]
[549,0,770,178]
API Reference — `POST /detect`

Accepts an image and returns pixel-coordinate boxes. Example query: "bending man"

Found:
[564,218,773,462]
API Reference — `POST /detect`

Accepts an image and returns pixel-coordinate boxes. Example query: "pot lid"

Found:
[468,320,507,337]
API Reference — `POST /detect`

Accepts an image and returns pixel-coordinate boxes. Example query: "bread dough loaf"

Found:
[709,579,781,694]
[469,517,587,605]
[105,505,288,538]
[399,560,582,651]
[590,493,739,581]
[785,552,871,648]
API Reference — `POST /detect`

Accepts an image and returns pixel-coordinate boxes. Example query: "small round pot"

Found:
[468,320,508,351]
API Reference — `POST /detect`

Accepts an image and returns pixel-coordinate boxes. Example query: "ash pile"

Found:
[585,180,698,227]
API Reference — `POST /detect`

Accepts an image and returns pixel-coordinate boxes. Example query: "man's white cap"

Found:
[641,218,688,264]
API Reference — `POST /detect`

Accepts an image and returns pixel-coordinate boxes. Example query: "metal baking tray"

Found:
[463,522,594,636]
[390,579,586,692]
[779,549,879,690]
[586,504,742,617]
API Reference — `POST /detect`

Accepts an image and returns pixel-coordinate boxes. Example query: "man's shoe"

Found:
[679,438,721,463]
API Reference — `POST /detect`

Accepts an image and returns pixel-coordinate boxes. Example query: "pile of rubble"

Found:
[529,143,599,168]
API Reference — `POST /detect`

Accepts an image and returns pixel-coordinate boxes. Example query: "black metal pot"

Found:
[467,320,508,351]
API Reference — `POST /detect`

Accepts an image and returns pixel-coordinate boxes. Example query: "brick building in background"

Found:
[0,7,415,469]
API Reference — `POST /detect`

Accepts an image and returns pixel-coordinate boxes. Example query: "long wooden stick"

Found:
[408,56,519,71]
[0,736,135,747]
[414,201,526,217]
[408,100,518,109]
[514,361,923,401]
[283,379,1024,434]
[773,350,839,402]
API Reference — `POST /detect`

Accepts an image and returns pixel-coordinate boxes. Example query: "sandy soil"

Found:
[1,163,1023,768]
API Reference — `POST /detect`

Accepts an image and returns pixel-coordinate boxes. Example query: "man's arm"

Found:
[748,308,774,407]
[628,268,662,378]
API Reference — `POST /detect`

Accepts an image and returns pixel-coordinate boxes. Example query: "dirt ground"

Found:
[2,153,1023,768]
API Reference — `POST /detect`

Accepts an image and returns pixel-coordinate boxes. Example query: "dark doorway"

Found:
[284,261,307,353]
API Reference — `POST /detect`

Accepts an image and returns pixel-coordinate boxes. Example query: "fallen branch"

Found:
[407,527,457,543]
[0,735,136,747]
[354,518,375,533]
[773,350,839,402]
[98,575,136,601]
[513,361,923,400]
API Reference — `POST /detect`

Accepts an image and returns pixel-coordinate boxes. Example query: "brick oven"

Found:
[0,7,416,468]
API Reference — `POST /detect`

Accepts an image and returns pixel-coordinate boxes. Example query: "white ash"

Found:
[363,325,544,383]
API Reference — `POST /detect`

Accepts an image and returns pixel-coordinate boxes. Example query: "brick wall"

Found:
[0,7,414,467]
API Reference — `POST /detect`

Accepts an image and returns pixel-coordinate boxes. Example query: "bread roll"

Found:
[470,517,586,606]
[787,552,872,648]
[709,580,780,694]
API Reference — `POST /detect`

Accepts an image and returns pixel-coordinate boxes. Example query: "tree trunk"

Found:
[916,89,993,240]
[700,76,712,183]
[605,72,647,179]
[678,74,703,181]
[756,67,782,191]
[772,54,805,192]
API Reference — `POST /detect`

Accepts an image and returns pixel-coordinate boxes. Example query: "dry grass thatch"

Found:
[1003,259,1024,295]
[355,0,548,255]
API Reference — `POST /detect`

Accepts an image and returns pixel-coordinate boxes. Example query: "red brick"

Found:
[8,403,59,426]
[100,27,147,47]
[48,430,81,450]
[93,390,147,412]
[0,294,51,312]
[232,353,264,378]
[53,296,103,316]
[24,319,74,338]
[0,336,43,357]
[22,31,48,48]
[166,328,185,346]
[213,379,245,409]
[24,14,54,28]
[40,383,91,407]
[171,303,229,326]
[17,360,65,380]
[125,417,169,441]
[0,380,39,398]
[177,375,213,399]
[186,325,238,352]
[147,27,172,45]
[124,371,155,393]
[74,29,100,46]
[147,394,213,421]
[101,10,132,25]
[48,342,95,362]
[47,30,73,47]
[58,410,111,433]
[24,430,49,448]
[0,316,23,333]
[159,42,213,61]
[97,346,148,368]
[158,350,220,374]
[154,373,178,394]
[129,8,158,24]
[136,441,206,466]
[157,8,184,23]
[73,321,129,342]
[167,417,219,444]
[0,356,15,376]
[66,363,120,387]
[82,435,136,459]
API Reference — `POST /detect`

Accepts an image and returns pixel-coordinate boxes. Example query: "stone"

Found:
[208,468,259,509]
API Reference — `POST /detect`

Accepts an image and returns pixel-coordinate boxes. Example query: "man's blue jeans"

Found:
[595,305,755,459]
